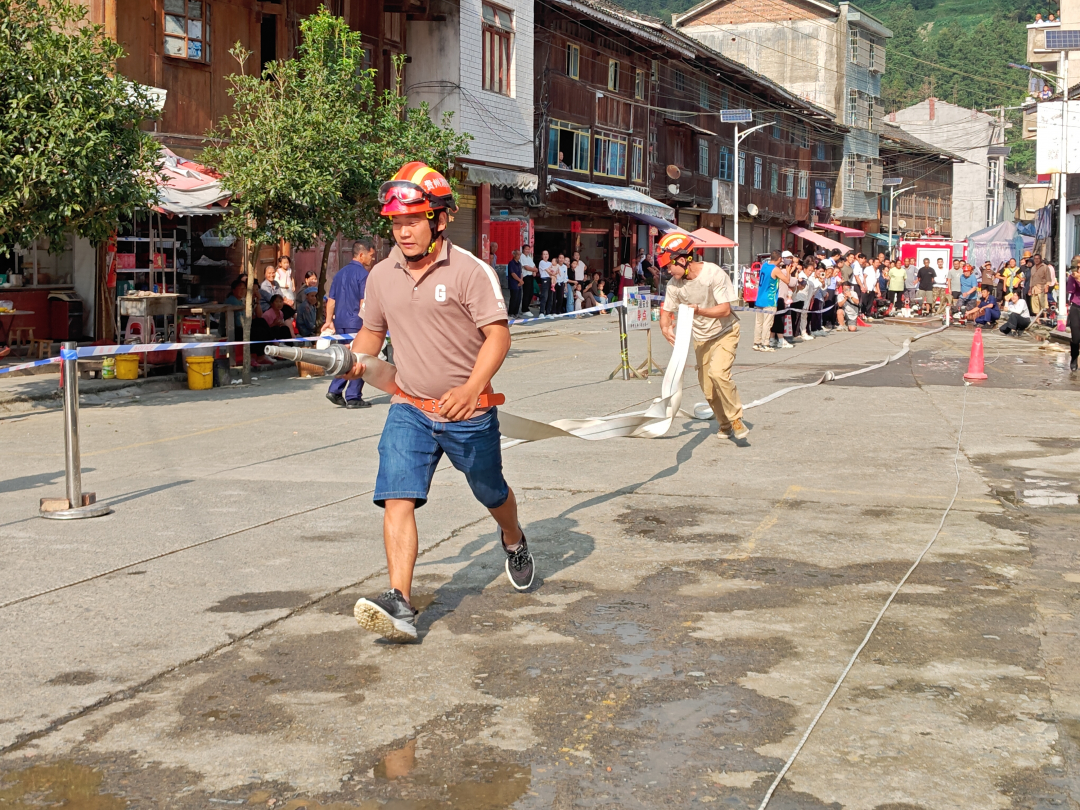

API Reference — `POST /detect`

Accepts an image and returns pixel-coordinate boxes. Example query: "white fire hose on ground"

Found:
[268,306,948,446]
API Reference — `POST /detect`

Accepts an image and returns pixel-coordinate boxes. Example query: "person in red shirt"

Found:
[341,163,534,643]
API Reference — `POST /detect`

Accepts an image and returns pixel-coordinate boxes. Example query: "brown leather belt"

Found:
[396,389,505,415]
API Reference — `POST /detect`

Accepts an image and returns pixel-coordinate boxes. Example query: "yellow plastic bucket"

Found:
[185,355,214,390]
[115,354,140,380]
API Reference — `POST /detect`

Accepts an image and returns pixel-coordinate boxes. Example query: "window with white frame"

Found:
[607,59,619,92]
[631,138,644,182]
[481,3,513,95]
[987,161,999,190]
[772,114,782,139]
[566,43,579,80]
[718,146,732,181]
[849,30,859,63]
[594,131,628,178]
[720,88,729,109]
[548,119,590,172]
[699,79,709,109]
[815,141,826,161]
[784,169,794,197]
[770,164,779,194]
[847,90,858,127]
[753,156,762,189]
[738,152,746,185]
[674,69,686,92]
[164,0,208,62]
[635,69,644,100]
[798,170,808,199]
[698,139,709,175]
[868,41,876,71]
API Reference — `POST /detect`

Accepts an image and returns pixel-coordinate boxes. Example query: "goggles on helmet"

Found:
[378,180,433,208]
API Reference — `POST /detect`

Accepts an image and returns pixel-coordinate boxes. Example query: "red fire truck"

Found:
[898,236,967,286]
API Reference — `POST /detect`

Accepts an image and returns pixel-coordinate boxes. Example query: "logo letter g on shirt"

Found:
[435,284,447,302]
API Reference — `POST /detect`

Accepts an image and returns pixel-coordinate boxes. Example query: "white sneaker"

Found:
[778,338,795,349]
[752,343,762,352]
[801,333,814,341]
[760,344,776,352]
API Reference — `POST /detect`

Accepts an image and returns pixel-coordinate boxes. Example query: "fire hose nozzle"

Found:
[265,344,357,376]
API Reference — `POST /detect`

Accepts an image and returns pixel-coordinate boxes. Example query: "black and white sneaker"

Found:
[354,589,418,642]
[503,531,535,591]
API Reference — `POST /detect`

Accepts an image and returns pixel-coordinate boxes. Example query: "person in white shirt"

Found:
[569,251,587,312]
[519,244,536,311]
[792,269,813,341]
[275,255,296,309]
[554,255,569,315]
[999,293,1031,335]
[536,250,553,315]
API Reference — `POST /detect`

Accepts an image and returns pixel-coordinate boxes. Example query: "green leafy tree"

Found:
[0,0,162,254]
[201,7,469,382]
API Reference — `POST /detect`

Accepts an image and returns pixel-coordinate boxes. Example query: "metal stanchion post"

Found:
[40,342,112,520]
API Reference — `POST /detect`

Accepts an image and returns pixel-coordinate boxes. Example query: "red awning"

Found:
[815,222,865,237]
[789,226,854,255]
[688,227,737,248]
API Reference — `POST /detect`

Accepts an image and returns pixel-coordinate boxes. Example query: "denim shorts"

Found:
[374,403,509,509]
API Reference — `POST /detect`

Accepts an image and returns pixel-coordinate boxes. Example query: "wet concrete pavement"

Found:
[1,315,1078,809]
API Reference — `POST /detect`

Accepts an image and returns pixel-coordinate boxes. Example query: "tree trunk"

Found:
[242,238,259,385]
[317,236,333,327]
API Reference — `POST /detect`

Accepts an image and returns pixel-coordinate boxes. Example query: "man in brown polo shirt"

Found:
[339,162,534,643]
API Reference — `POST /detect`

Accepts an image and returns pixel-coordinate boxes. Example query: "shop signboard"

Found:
[623,285,651,331]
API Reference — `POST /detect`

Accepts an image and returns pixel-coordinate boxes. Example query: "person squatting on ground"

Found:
[999,293,1031,337]
[657,233,750,442]
[323,240,374,409]
[343,162,535,643]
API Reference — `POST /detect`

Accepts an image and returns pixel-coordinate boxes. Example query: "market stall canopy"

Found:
[815,222,865,238]
[689,227,736,248]
[789,226,854,255]
[966,221,1025,269]
[868,233,899,245]
[552,179,675,221]
[631,212,686,234]
[154,148,231,216]
[464,164,538,192]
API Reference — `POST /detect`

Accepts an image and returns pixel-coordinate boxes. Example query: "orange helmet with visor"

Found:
[655,231,697,268]
[379,162,459,217]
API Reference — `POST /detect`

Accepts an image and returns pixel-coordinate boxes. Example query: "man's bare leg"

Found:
[384,498,419,604]
[491,487,523,547]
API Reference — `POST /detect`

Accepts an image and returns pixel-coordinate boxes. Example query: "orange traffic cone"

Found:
[963,327,988,381]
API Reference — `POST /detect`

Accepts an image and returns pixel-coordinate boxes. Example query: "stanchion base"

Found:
[40,493,112,520]
[40,503,113,520]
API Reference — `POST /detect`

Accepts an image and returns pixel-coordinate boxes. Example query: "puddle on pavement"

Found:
[373,739,417,780]
[0,762,125,809]
[992,476,1079,508]
[206,590,312,613]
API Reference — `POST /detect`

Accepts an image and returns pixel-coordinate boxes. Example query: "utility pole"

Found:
[997,106,1006,224]
[1058,50,1069,331]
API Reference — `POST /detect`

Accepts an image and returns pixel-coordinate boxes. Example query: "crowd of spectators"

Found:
[505,244,662,318]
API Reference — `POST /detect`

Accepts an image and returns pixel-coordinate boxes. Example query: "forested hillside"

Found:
[611,0,1047,172]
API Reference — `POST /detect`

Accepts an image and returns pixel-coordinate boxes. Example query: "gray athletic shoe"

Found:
[504,532,535,591]
[354,589,418,642]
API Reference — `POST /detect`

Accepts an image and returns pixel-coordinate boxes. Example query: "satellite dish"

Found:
[667,183,680,195]
[746,203,759,217]
[666,165,682,180]
[898,219,907,229]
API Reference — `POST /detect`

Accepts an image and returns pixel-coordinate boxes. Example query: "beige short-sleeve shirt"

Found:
[361,239,508,407]
[662,262,739,343]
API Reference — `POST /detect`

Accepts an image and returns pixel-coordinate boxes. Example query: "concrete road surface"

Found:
[1,312,1078,809]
